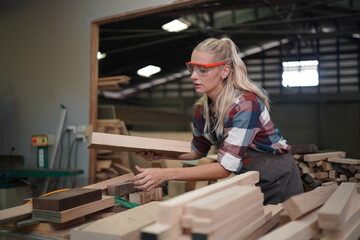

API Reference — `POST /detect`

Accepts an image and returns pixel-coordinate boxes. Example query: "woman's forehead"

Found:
[191,50,217,63]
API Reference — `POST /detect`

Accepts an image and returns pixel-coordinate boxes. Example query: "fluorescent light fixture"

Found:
[97,51,106,60]
[352,33,360,39]
[162,19,191,32]
[282,60,319,87]
[137,65,161,77]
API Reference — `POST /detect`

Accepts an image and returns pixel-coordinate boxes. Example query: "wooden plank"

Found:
[70,201,158,240]
[107,181,135,196]
[32,196,114,223]
[0,203,32,224]
[192,210,271,240]
[98,75,131,82]
[303,151,346,162]
[88,132,191,157]
[84,172,134,191]
[190,194,263,234]
[157,171,259,225]
[185,186,262,220]
[318,182,357,229]
[282,184,337,220]
[327,157,360,165]
[322,193,360,239]
[32,188,102,211]
[258,209,320,240]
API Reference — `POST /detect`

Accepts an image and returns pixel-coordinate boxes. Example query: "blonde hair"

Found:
[193,37,270,137]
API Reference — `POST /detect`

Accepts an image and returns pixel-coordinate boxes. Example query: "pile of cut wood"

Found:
[291,144,360,191]
[260,182,360,240]
[141,171,283,240]
[98,75,130,90]
[0,173,162,239]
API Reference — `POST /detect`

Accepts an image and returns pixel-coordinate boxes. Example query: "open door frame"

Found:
[89,0,210,183]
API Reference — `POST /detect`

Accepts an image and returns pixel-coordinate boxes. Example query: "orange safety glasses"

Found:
[185,62,226,75]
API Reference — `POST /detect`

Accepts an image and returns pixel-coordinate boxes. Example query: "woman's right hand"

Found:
[135,151,163,161]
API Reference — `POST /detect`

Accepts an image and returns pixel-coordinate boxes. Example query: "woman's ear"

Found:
[221,65,231,79]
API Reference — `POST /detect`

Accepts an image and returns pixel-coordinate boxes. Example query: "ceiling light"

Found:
[137,65,161,78]
[162,19,191,32]
[97,51,106,60]
[352,33,360,39]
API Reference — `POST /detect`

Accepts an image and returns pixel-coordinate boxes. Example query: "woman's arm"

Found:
[132,162,231,191]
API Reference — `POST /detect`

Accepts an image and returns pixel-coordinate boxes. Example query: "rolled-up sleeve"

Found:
[217,100,261,173]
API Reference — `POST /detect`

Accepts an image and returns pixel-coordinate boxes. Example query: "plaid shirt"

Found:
[191,91,290,173]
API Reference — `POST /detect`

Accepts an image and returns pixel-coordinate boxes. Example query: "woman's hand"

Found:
[135,151,163,161]
[132,165,168,191]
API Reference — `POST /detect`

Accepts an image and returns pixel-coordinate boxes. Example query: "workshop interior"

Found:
[0,0,360,239]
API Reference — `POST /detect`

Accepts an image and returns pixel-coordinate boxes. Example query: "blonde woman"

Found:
[132,37,303,204]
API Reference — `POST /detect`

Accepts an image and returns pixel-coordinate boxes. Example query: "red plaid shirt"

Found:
[191,91,291,173]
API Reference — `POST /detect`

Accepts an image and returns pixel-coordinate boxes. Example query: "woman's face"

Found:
[189,50,228,100]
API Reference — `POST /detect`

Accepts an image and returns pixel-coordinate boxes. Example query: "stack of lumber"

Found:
[291,144,360,190]
[259,182,360,240]
[141,171,284,240]
[98,75,130,90]
[0,173,135,239]
[95,119,133,182]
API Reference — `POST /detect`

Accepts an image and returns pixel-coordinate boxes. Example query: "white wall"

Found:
[0,0,170,185]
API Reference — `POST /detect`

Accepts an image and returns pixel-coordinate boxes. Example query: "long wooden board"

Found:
[318,182,357,229]
[303,151,346,162]
[327,157,360,165]
[32,188,102,211]
[282,184,338,220]
[83,172,134,191]
[0,203,33,224]
[88,132,191,157]
[71,201,158,240]
[258,209,320,240]
[32,196,114,223]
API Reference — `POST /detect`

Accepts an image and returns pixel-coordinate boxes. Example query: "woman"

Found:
[132,37,303,204]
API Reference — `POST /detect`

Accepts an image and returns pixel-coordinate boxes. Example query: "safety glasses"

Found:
[185,62,226,76]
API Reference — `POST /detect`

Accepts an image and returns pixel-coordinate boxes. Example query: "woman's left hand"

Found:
[131,165,168,191]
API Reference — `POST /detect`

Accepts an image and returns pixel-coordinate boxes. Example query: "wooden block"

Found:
[258,209,320,240]
[349,177,358,182]
[314,172,329,179]
[278,209,291,226]
[96,160,112,171]
[329,169,337,179]
[321,161,333,171]
[84,172,134,191]
[328,157,360,165]
[291,144,318,154]
[340,174,348,181]
[32,196,114,223]
[298,162,311,174]
[318,182,357,229]
[185,186,262,220]
[0,203,32,224]
[282,184,338,220]
[303,151,346,162]
[321,181,338,187]
[32,188,102,211]
[355,173,360,179]
[70,201,158,240]
[88,132,191,157]
[168,180,188,198]
[107,181,135,196]
[129,187,163,204]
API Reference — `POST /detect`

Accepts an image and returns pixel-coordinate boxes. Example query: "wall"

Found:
[0,0,169,186]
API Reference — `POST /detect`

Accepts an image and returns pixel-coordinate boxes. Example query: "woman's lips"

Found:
[193,83,202,88]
